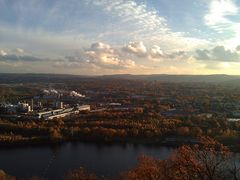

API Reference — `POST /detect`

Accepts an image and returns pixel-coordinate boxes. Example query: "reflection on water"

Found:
[0,143,173,179]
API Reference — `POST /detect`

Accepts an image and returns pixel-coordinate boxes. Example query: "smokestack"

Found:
[55,101,63,109]
[31,99,34,111]
[38,101,42,108]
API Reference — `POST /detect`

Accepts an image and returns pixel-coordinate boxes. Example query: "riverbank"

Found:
[0,135,239,152]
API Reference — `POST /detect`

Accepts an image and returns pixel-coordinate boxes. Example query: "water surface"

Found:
[0,142,173,179]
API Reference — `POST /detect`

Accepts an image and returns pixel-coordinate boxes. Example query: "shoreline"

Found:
[0,137,238,152]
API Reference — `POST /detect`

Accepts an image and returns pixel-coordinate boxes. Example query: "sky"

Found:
[0,0,240,75]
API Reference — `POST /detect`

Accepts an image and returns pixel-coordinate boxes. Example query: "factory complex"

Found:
[0,89,90,120]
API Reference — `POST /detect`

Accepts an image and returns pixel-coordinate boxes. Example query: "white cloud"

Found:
[147,45,188,62]
[204,0,240,50]
[123,41,147,57]
[89,0,168,32]
[16,48,24,53]
[0,0,210,70]
[56,42,136,70]
[205,0,238,27]
[0,50,7,56]
[86,42,136,69]
[120,59,136,68]
[87,0,209,51]
[148,45,164,62]
[122,41,189,62]
[149,45,164,57]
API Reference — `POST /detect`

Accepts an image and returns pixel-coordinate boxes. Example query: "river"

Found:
[0,142,174,179]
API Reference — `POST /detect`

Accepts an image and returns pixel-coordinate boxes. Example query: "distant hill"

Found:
[100,74,240,83]
[0,73,90,84]
[0,73,240,84]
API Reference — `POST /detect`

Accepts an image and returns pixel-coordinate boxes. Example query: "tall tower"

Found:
[31,99,34,111]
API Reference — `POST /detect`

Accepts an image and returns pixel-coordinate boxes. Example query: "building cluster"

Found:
[2,84,240,122]
[34,105,90,120]
[0,101,90,120]
[0,102,33,114]
[0,89,90,120]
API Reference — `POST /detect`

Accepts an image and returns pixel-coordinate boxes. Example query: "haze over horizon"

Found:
[1,0,240,75]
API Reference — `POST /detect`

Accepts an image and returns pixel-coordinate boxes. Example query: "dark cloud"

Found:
[0,54,43,62]
[195,49,210,60]
[167,51,186,59]
[236,45,240,51]
[89,42,113,53]
[195,46,240,62]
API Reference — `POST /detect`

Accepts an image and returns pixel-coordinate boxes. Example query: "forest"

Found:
[0,109,239,150]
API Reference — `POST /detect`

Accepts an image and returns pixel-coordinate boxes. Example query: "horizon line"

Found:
[0,72,240,76]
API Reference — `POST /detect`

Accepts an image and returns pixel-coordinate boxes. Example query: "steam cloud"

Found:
[70,91,85,97]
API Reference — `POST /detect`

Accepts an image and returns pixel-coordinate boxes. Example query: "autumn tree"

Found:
[49,127,62,140]
[124,136,239,180]
[63,167,98,180]
[169,136,232,180]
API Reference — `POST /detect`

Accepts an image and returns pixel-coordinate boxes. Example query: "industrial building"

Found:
[34,105,90,120]
[0,99,90,121]
[0,89,93,121]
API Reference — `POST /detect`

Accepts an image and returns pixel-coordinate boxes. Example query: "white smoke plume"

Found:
[43,89,58,94]
[70,91,85,97]
[43,89,50,94]
[50,89,58,94]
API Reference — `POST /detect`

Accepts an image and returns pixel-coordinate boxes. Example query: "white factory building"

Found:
[18,102,32,112]
[34,105,90,120]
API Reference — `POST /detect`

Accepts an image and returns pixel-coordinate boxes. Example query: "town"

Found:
[2,0,240,178]
[1,74,240,179]
[1,77,240,122]
[1,75,240,148]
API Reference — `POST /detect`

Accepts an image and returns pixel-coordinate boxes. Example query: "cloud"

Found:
[0,42,137,71]
[149,45,164,58]
[195,45,240,62]
[16,48,24,53]
[121,41,188,62]
[147,45,164,62]
[0,0,210,68]
[88,0,209,51]
[0,26,89,58]
[205,0,238,27]
[195,49,210,60]
[0,54,44,62]
[86,42,136,69]
[0,50,7,56]
[204,0,240,50]
[167,51,187,59]
[90,42,112,52]
[236,45,240,51]
[147,45,188,62]
[56,42,136,69]
[89,0,168,33]
[123,41,147,57]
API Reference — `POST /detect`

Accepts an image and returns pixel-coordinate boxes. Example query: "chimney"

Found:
[31,99,34,111]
